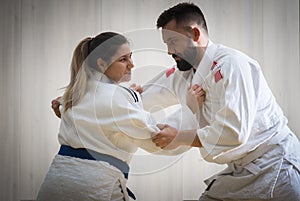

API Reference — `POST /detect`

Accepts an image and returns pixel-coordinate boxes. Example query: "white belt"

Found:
[239,126,291,167]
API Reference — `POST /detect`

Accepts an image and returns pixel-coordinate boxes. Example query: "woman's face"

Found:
[104,43,134,83]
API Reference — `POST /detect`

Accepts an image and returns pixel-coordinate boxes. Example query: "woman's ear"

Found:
[97,58,107,72]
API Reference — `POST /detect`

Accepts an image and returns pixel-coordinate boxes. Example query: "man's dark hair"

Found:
[156,2,208,33]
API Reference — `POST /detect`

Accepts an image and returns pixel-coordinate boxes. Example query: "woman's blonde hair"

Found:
[62,32,129,112]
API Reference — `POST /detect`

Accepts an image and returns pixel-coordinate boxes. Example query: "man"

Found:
[149,2,300,200]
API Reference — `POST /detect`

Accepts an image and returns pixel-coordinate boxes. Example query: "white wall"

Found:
[0,0,299,201]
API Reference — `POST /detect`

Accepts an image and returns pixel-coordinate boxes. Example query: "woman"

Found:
[37,32,198,201]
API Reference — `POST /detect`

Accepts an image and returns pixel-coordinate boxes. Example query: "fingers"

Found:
[130,83,143,94]
[194,89,205,98]
[151,133,162,143]
[152,124,179,149]
[157,123,166,130]
[135,86,143,94]
[54,110,61,118]
[51,96,62,118]
[51,96,61,105]
[191,84,202,93]
[51,100,60,109]
[186,84,206,112]
[192,84,201,91]
[191,84,205,98]
[152,134,169,149]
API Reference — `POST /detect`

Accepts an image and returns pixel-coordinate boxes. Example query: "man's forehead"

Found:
[162,28,187,42]
[161,19,187,42]
[162,29,177,38]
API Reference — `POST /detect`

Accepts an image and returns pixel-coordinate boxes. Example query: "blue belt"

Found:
[58,145,136,200]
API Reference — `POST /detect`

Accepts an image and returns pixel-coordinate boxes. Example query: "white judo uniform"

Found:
[37,72,198,201]
[141,41,300,200]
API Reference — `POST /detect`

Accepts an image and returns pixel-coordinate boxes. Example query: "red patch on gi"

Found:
[214,70,223,82]
[166,66,175,77]
[211,61,218,70]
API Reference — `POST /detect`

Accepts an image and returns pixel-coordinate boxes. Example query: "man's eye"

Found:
[171,39,177,44]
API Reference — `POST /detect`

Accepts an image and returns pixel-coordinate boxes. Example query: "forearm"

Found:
[177,129,202,148]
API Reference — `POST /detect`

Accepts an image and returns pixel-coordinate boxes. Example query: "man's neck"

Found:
[194,40,209,70]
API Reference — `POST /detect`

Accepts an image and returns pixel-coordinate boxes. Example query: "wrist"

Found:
[177,129,201,147]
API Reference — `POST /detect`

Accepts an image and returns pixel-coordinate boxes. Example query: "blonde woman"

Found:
[37,32,199,201]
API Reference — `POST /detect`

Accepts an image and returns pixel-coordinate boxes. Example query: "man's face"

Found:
[162,19,198,71]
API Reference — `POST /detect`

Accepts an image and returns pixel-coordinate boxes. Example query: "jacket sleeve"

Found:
[108,87,199,155]
[198,58,259,163]
[135,105,199,155]
[108,87,160,140]
[141,68,191,112]
[102,86,174,154]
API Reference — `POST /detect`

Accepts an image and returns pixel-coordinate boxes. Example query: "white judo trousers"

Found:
[199,128,300,201]
[36,155,129,201]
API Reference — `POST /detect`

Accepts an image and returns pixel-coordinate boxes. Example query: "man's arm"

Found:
[152,124,202,149]
[141,68,189,111]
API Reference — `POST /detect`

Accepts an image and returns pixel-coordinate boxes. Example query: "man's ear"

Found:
[97,58,107,72]
[191,27,201,42]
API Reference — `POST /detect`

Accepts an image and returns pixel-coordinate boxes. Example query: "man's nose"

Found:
[167,47,175,55]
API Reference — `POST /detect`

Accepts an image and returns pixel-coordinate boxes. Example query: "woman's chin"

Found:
[119,75,131,83]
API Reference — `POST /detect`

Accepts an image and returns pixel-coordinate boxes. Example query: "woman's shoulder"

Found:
[87,81,139,105]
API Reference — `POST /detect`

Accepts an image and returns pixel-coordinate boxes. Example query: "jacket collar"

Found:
[192,40,217,85]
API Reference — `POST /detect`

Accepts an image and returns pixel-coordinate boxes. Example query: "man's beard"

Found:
[173,56,194,71]
[172,47,198,71]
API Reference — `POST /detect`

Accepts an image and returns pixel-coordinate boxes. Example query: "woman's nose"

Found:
[128,58,134,68]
